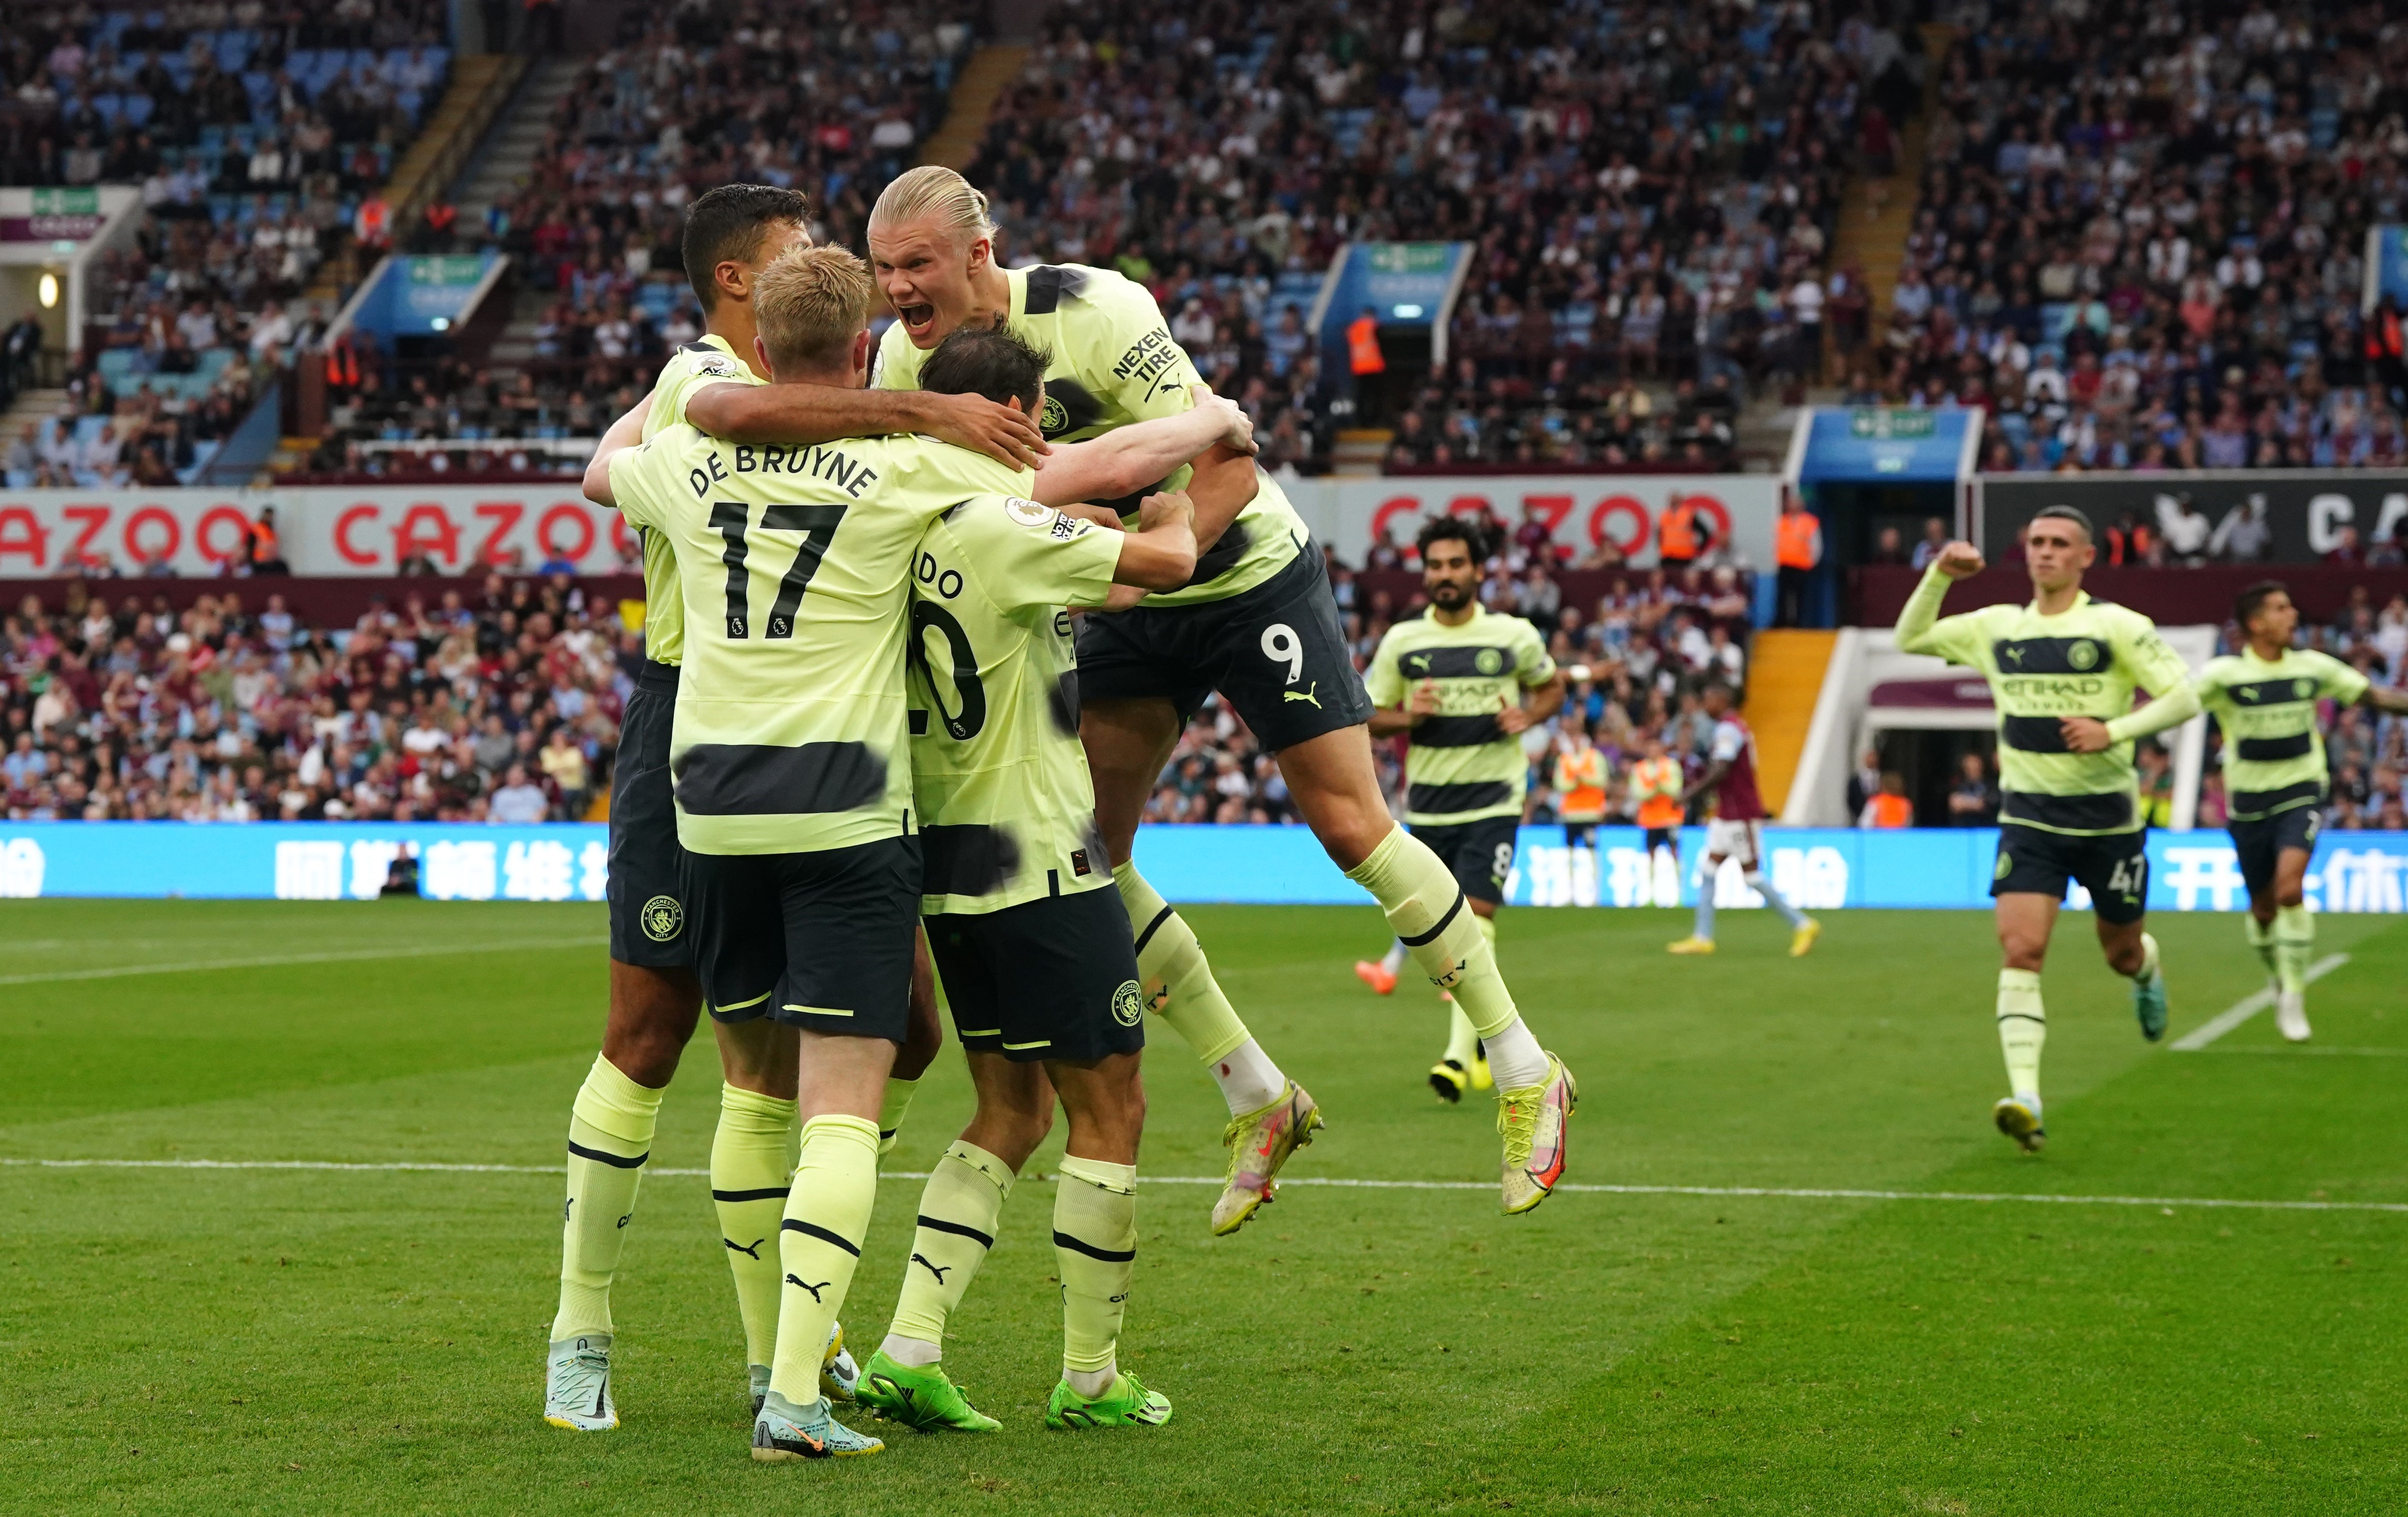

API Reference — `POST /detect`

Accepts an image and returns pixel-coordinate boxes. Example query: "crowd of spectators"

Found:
[2,2,458,488]
[1869,0,2408,473]
[2,574,628,823]
[966,0,1911,472]
[300,0,985,474]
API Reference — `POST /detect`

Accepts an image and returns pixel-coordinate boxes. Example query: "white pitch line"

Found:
[0,937,609,987]
[6,1157,2403,1215]
[2187,1045,2408,1059]
[2167,953,2350,1051]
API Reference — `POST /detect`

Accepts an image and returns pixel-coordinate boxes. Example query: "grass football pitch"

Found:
[3,898,2404,1514]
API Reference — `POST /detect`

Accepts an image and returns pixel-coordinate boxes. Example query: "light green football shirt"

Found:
[607,420,1031,856]
[874,261,1306,606]
[907,494,1123,915]
[1896,569,2199,835]
[1364,605,1556,826]
[2194,647,2367,820]
[631,335,764,666]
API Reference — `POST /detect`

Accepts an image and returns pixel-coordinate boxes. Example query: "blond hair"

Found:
[868,165,998,245]
[752,244,873,372]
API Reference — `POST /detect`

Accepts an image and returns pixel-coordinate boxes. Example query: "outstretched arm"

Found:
[2364,686,2408,717]
[685,381,1047,469]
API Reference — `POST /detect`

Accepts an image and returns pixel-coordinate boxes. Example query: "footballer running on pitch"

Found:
[2194,580,2408,1043]
[1352,515,1564,1107]
[1896,508,2201,1154]
[856,324,1256,1435]
[549,181,1039,1433]
[869,166,1578,1221]
[591,243,1241,1464]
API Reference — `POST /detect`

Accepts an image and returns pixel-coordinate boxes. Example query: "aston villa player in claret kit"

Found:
[1664,682,1819,958]
[1896,509,2201,1152]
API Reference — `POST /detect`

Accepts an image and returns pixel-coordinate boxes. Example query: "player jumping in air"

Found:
[867,166,1579,1217]
[1897,510,2202,1152]
[855,324,1255,1434]
[1665,683,1819,956]
[2194,581,2408,1041]
[1351,517,1565,1104]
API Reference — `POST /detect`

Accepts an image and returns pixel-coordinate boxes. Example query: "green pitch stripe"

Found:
[4,1158,2401,1215]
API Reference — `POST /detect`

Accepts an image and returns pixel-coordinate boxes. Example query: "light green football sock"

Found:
[1115,861,1252,1064]
[2131,932,2162,984]
[767,1115,881,1406]
[1347,826,1548,1090]
[1054,1155,1138,1392]
[885,1140,1015,1357]
[712,1082,796,1370]
[552,1054,663,1340]
[2273,904,2313,995]
[877,1077,919,1160]
[2245,913,2278,980]
[1997,968,2045,1108]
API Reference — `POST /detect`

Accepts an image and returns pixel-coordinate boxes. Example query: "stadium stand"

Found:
[1877,1,2408,471]
[0,1,457,488]
[298,1,983,478]
[3,574,630,823]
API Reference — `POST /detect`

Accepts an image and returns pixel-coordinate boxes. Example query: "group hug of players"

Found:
[539,170,1576,1459]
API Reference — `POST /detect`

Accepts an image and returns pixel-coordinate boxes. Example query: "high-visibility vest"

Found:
[1659,501,1700,560]
[1774,510,1818,569]
[1555,748,1608,821]
[1347,316,1385,376]
[1868,792,1913,828]
[1632,756,1684,827]
[247,518,279,565]
[324,336,359,388]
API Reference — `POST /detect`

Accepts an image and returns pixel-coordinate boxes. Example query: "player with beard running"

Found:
[867,166,1577,1217]
[1352,516,1565,1104]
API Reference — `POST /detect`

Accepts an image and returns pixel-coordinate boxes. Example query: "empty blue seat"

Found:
[124,93,153,127]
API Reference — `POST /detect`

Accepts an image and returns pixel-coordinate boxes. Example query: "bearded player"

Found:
[1665,683,1819,956]
[868,166,1577,1217]
[1351,516,1564,1104]
[2194,581,2408,1041]
[1897,510,2201,1152]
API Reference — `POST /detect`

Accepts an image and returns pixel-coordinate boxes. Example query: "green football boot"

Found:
[856,1351,1002,1432]
[1046,1373,1173,1430]
[2132,957,2169,1042]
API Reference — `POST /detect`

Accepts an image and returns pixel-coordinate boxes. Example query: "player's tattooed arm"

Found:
[684,381,1048,469]
[580,394,653,508]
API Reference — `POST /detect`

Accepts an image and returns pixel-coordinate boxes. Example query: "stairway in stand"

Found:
[1823,25,1955,377]
[917,46,1029,172]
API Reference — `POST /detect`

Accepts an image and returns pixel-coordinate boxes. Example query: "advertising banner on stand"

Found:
[1979,472,2408,564]
[1295,475,1783,569]
[0,477,1781,580]
[0,486,636,577]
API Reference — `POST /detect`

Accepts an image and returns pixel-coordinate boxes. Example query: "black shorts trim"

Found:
[1074,540,1373,752]
[1999,789,2135,833]
[1991,823,2149,925]
[925,887,1145,1064]
[2228,779,2323,821]
[2229,806,2319,896]
[680,836,921,1041]
[1411,814,1520,906]
[607,676,691,968]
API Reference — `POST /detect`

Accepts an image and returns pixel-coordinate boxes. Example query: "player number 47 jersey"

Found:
[907,495,1125,916]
